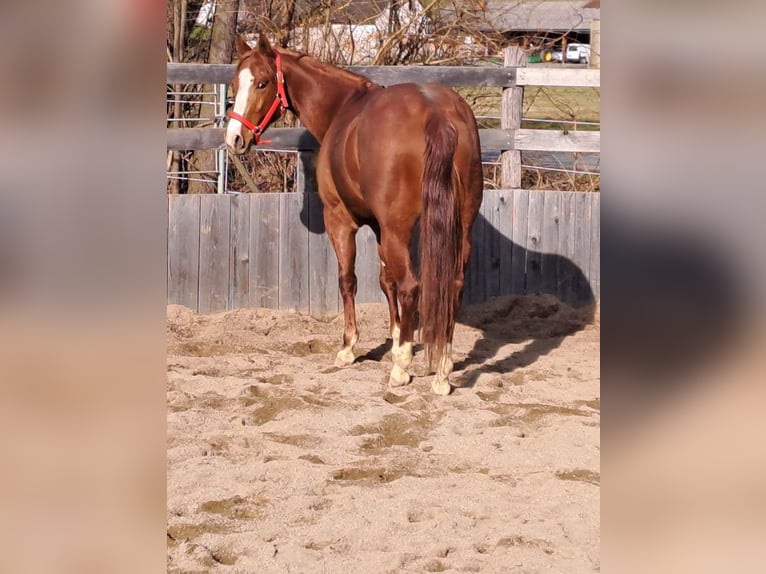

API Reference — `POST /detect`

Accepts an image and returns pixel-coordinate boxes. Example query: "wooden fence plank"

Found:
[166,127,317,152]
[351,65,516,87]
[167,63,516,87]
[166,127,516,152]
[511,189,529,294]
[249,194,280,308]
[557,192,578,303]
[355,226,384,304]
[229,194,250,309]
[279,193,310,312]
[465,201,487,305]
[481,193,501,300]
[516,68,600,87]
[480,129,515,152]
[167,194,200,310]
[588,193,601,300]
[167,127,599,154]
[167,128,225,151]
[167,63,237,84]
[514,129,600,153]
[167,63,600,90]
[308,192,340,318]
[198,194,231,314]
[573,192,593,302]
[496,189,515,297]
[540,191,562,297]
[525,191,546,295]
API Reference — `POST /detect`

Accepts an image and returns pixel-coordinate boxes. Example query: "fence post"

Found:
[501,46,526,189]
[590,19,601,69]
[216,83,227,194]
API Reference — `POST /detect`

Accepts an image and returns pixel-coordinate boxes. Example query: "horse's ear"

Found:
[235,36,252,58]
[257,33,275,58]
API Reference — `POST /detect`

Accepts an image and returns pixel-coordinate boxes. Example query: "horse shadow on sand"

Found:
[299,186,597,390]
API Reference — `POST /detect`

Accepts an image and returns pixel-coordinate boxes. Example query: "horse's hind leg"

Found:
[325,214,360,368]
[380,233,418,388]
[430,229,468,394]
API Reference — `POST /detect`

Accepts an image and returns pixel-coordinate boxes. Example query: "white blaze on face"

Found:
[225,68,255,149]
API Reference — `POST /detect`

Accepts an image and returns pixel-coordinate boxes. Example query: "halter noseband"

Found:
[228,51,288,145]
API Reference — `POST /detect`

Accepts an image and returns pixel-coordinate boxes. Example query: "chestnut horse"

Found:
[225,35,483,394]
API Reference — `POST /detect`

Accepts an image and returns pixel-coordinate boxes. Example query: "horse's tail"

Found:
[419,114,461,370]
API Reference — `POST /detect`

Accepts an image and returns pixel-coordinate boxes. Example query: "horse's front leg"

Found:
[378,250,401,356]
[326,219,359,368]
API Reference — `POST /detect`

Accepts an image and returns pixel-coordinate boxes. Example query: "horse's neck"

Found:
[280,52,369,143]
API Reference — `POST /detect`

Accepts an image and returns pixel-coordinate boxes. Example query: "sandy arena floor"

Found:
[167,294,600,573]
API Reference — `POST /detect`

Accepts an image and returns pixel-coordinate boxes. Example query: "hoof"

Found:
[388,364,411,387]
[432,353,453,395]
[334,348,355,368]
[388,374,411,388]
[431,378,452,396]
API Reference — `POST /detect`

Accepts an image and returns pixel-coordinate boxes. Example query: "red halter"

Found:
[228,51,288,145]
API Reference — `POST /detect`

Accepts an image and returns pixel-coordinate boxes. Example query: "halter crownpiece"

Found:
[228,51,288,145]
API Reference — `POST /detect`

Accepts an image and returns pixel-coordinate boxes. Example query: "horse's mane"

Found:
[276,48,374,87]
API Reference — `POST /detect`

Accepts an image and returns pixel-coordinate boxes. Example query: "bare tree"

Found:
[277,0,298,48]
[209,0,240,63]
[187,0,241,194]
[167,1,598,194]
[167,0,189,194]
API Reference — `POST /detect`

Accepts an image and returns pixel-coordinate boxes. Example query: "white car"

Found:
[566,43,591,64]
[551,43,591,64]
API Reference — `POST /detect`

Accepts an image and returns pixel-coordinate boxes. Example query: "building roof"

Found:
[238,0,387,27]
[323,0,388,24]
[447,1,599,33]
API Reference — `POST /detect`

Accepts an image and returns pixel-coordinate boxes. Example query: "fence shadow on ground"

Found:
[299,192,597,389]
[453,249,595,389]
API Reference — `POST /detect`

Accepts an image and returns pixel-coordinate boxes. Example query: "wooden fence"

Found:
[166,50,600,316]
[166,47,600,189]
[168,189,599,317]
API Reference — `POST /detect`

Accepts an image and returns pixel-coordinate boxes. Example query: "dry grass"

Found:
[227,148,297,194]
[465,83,600,192]
[522,166,600,192]
[483,161,600,193]
[457,85,600,128]
[524,86,600,128]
